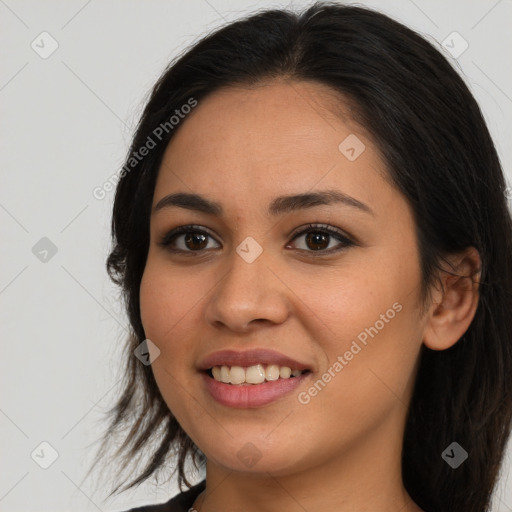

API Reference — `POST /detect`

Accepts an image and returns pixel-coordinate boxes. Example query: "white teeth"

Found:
[210,364,305,384]
[220,365,230,384]
[212,366,221,381]
[279,366,291,379]
[245,364,266,384]
[265,364,280,381]
[229,366,246,385]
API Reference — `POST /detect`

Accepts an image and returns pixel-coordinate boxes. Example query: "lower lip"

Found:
[202,372,311,408]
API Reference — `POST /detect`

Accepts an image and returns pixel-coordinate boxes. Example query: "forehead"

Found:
[163,79,365,159]
[154,80,392,217]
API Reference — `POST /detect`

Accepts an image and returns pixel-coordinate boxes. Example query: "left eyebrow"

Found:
[268,189,373,216]
[152,189,373,216]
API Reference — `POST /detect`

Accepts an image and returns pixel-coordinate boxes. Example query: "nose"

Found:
[204,247,290,333]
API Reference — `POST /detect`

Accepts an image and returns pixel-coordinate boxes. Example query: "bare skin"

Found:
[139,79,480,512]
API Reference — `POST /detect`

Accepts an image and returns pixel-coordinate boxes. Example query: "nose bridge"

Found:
[205,242,289,331]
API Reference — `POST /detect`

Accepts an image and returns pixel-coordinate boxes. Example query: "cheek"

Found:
[299,249,423,401]
[299,265,399,349]
[299,289,421,448]
[139,263,196,395]
[139,260,202,340]
[139,263,197,414]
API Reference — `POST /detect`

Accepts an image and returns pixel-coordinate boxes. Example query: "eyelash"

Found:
[158,223,355,256]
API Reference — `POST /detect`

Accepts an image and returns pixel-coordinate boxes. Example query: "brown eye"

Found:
[287,224,354,254]
[305,231,330,251]
[184,232,208,250]
[159,225,221,253]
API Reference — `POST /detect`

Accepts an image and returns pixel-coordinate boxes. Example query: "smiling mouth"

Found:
[206,364,311,385]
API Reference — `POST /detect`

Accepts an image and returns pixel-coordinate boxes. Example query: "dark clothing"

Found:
[121,480,206,512]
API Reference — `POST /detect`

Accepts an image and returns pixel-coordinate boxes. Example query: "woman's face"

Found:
[140,80,429,477]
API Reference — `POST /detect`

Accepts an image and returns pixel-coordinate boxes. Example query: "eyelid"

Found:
[288,222,353,242]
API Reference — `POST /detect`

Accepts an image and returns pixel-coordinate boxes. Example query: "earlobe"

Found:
[422,247,481,351]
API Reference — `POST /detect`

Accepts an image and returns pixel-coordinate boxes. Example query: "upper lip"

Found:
[197,349,311,371]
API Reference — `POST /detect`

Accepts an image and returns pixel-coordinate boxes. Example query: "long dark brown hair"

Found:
[89,3,512,511]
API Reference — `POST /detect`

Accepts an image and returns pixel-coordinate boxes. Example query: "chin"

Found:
[202,435,309,476]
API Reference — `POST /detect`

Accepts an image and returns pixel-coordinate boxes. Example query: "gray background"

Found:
[1,0,511,510]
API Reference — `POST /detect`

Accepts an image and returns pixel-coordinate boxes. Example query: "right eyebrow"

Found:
[153,192,222,216]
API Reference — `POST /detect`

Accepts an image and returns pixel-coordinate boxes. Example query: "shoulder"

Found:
[119,480,206,512]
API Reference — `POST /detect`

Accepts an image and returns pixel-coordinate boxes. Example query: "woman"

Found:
[90,3,512,511]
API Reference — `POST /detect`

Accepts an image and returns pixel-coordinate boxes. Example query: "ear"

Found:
[422,246,481,351]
